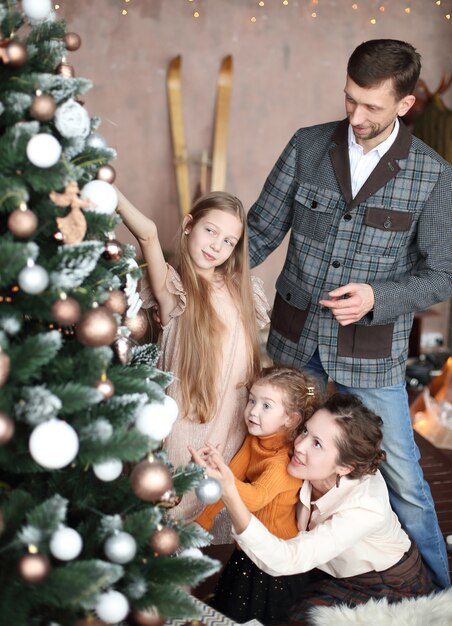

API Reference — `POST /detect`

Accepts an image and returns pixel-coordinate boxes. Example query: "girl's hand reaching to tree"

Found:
[189,443,252,533]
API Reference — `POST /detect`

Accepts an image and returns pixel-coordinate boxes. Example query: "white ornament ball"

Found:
[26,134,62,168]
[135,402,174,441]
[18,263,49,294]
[95,590,130,624]
[22,0,52,20]
[195,476,222,504]
[50,526,83,561]
[93,459,123,482]
[55,99,91,138]
[163,395,179,423]
[81,180,118,215]
[104,532,137,564]
[29,419,79,469]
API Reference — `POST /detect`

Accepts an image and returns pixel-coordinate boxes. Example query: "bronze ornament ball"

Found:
[130,460,173,503]
[96,165,116,184]
[64,32,82,51]
[0,411,14,445]
[5,40,27,67]
[18,552,50,583]
[52,296,81,326]
[30,93,57,122]
[124,309,149,342]
[7,206,38,238]
[150,527,180,556]
[104,289,127,316]
[76,306,118,347]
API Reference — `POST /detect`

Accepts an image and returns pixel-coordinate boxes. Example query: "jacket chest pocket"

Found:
[292,185,342,243]
[357,206,413,257]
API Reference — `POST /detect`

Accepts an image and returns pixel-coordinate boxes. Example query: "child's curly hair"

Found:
[250,365,322,442]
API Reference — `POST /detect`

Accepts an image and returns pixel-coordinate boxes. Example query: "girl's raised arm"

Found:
[115,187,177,325]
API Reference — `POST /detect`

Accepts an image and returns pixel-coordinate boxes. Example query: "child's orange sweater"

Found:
[196,431,302,540]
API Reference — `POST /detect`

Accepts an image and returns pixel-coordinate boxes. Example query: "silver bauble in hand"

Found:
[195,475,222,504]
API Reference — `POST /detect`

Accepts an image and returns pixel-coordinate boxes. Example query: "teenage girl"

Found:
[191,365,321,625]
[116,190,270,542]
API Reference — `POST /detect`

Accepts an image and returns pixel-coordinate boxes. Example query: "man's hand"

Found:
[319,283,374,326]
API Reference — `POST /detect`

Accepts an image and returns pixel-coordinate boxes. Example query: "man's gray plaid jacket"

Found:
[248,119,452,388]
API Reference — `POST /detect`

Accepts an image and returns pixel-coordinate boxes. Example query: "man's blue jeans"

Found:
[304,350,451,590]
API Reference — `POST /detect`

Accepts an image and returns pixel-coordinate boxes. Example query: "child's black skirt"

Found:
[209,547,310,625]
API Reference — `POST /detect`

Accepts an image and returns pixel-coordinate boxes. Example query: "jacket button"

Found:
[311,200,318,208]
[332,261,340,268]
[286,293,292,301]
[384,217,392,229]
[343,213,352,221]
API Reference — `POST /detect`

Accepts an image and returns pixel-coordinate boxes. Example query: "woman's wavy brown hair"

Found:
[176,191,261,423]
[322,392,387,479]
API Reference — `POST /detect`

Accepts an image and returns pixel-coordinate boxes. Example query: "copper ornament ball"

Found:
[52,297,81,326]
[131,608,165,626]
[103,239,123,262]
[124,309,149,342]
[64,32,82,51]
[56,61,75,78]
[150,527,180,556]
[104,289,127,316]
[0,411,14,445]
[76,307,118,347]
[30,93,57,122]
[5,40,27,67]
[7,207,38,238]
[18,552,50,583]
[130,460,173,503]
[96,165,116,184]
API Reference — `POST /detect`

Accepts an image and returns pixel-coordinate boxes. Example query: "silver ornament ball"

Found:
[104,531,137,564]
[195,476,222,504]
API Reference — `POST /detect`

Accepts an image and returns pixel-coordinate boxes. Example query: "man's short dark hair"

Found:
[347,39,421,100]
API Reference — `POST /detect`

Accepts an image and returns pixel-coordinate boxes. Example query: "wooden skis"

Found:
[166,55,233,219]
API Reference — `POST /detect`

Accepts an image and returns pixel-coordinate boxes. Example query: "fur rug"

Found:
[309,588,452,626]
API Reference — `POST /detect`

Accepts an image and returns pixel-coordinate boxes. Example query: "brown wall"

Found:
[58,0,452,341]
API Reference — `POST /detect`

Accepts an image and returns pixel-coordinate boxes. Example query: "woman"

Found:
[190,393,434,625]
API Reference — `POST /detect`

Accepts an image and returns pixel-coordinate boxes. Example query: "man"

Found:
[247,39,452,590]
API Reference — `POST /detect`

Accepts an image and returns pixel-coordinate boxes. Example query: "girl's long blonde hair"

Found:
[176,191,261,424]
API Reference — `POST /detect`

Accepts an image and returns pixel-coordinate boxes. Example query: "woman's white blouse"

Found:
[232,470,411,577]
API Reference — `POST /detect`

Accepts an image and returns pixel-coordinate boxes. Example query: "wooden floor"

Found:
[416,431,452,578]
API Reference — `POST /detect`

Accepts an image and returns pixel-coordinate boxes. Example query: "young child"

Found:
[116,190,269,542]
[191,365,321,625]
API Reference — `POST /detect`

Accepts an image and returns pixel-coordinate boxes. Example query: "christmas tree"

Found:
[0,1,219,624]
